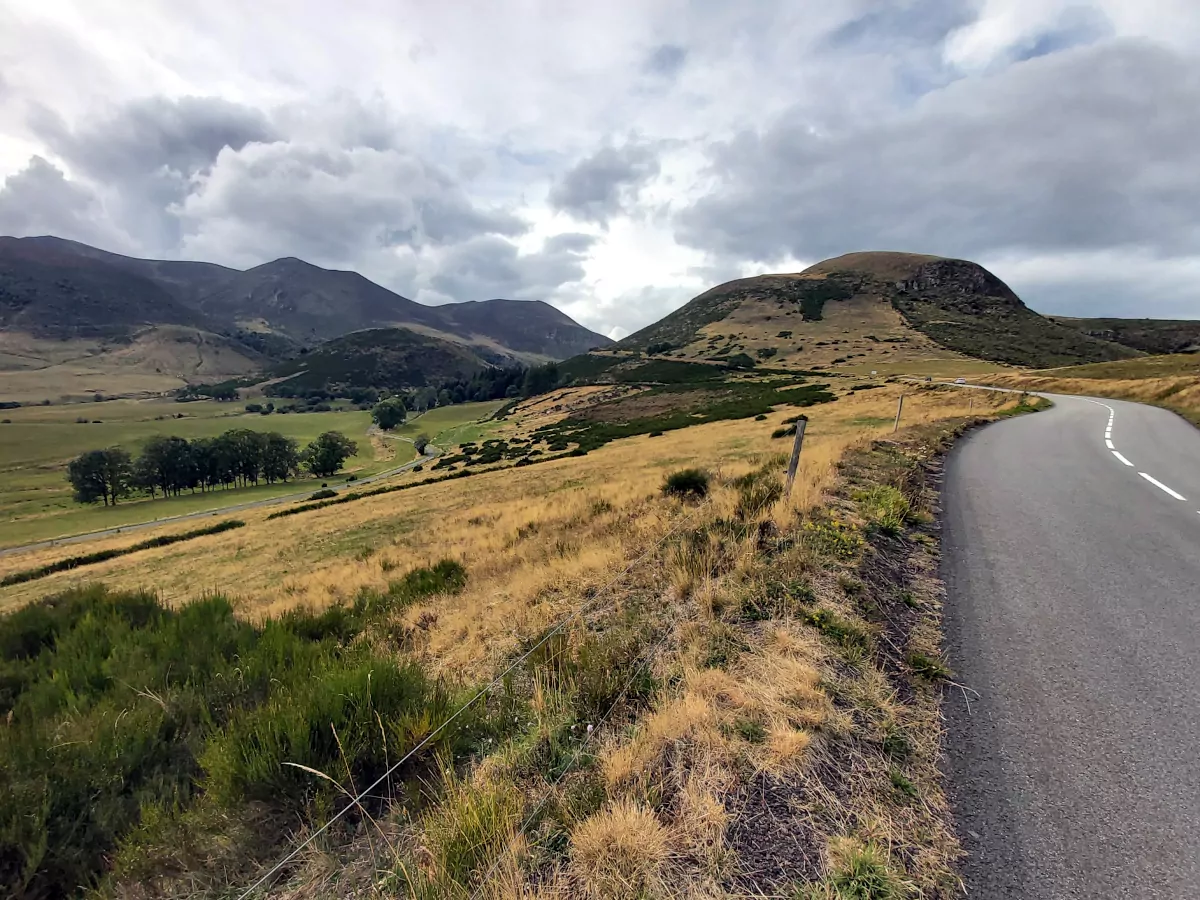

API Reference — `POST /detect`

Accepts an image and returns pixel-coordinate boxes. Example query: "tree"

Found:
[372,397,407,431]
[137,436,196,497]
[414,434,430,455]
[725,353,757,370]
[303,431,358,478]
[67,448,133,506]
[261,433,300,483]
[224,429,268,486]
[521,362,559,398]
[414,386,438,412]
[437,389,452,407]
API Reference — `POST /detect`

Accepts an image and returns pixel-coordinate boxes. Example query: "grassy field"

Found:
[0,377,1040,899]
[0,398,505,548]
[0,386,1011,628]
[981,353,1200,425]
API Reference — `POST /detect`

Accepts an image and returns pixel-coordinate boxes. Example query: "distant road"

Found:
[941,390,1200,898]
[0,442,438,559]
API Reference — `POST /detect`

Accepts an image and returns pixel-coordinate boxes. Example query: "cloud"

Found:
[174,141,526,269]
[23,96,278,252]
[0,156,135,252]
[676,39,1200,266]
[1,2,1198,328]
[548,141,661,225]
[426,232,594,304]
[643,44,687,77]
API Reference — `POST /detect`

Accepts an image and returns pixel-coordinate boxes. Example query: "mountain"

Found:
[267,327,494,395]
[1049,316,1200,356]
[0,235,610,363]
[0,236,218,339]
[615,251,1137,370]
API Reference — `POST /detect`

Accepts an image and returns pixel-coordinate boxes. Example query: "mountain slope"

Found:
[434,298,608,360]
[1049,316,1200,356]
[267,327,492,395]
[194,257,446,342]
[0,236,611,364]
[616,251,1137,370]
[0,237,216,338]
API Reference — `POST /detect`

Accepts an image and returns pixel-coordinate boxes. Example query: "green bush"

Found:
[308,487,338,500]
[662,468,710,500]
[0,566,478,898]
[854,485,912,537]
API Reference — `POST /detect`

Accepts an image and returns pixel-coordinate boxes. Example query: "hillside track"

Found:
[942,390,1200,898]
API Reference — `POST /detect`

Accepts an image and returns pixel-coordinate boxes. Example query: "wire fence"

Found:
[236,497,709,899]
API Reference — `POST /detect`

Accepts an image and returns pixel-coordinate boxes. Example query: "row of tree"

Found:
[66,430,358,506]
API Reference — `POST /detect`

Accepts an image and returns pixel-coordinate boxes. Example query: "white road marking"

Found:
[1139,472,1187,501]
[1105,439,1115,449]
[1113,450,1133,466]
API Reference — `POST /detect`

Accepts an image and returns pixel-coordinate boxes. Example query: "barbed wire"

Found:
[236,496,708,899]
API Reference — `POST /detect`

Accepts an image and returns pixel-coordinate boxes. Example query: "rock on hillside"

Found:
[1049,316,1200,356]
[616,251,1136,370]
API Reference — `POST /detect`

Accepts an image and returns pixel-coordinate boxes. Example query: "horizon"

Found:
[1,2,1198,338]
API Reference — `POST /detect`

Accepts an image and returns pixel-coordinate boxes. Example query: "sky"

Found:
[1,0,1198,339]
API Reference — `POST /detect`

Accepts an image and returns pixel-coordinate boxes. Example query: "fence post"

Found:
[893,394,905,433]
[785,416,809,497]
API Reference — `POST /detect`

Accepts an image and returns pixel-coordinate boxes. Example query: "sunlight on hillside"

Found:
[0,385,1012,679]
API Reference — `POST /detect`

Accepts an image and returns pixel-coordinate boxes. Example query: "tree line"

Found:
[66,430,358,506]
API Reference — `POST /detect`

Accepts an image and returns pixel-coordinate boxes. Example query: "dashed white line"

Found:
[1139,472,1187,501]
[1112,450,1133,467]
[1105,439,1115,450]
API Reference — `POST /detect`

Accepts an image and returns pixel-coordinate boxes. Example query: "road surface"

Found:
[941,391,1200,898]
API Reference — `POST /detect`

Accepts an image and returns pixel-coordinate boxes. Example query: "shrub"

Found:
[772,425,794,438]
[0,580,487,898]
[805,608,871,652]
[385,559,467,607]
[662,468,710,499]
[854,485,912,536]
[308,488,338,501]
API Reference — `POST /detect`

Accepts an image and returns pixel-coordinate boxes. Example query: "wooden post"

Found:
[893,394,905,433]
[785,416,808,497]
[969,395,974,413]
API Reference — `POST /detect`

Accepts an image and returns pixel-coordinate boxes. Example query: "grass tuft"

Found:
[662,468,711,500]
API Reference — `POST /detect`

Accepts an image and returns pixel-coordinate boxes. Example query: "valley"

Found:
[2,245,1198,900]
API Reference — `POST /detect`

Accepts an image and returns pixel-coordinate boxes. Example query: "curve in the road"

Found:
[941,388,1200,899]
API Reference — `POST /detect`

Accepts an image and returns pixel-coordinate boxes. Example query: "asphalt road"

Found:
[942,391,1200,898]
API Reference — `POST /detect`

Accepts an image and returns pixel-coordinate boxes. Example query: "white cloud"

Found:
[0,0,1198,336]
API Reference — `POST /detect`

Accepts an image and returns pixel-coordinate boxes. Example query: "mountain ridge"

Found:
[0,235,610,363]
[614,251,1138,370]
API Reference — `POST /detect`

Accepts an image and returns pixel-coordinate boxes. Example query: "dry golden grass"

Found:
[213,390,1013,900]
[0,325,263,402]
[652,283,998,377]
[984,369,1200,424]
[569,801,671,900]
[0,385,1013,686]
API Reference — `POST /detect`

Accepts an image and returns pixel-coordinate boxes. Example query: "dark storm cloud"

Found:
[28,95,277,182]
[0,156,132,251]
[430,232,592,302]
[23,96,278,253]
[676,39,1200,266]
[175,142,527,268]
[643,44,688,77]
[548,141,661,224]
